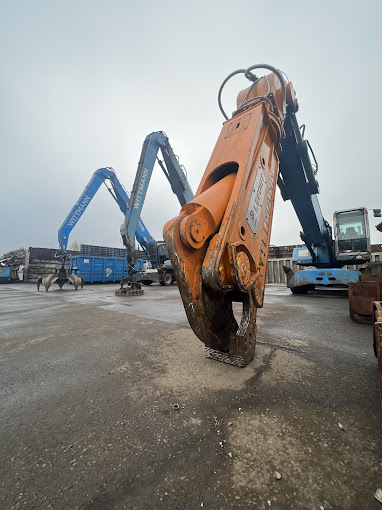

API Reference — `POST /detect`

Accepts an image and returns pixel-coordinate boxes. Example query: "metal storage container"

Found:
[0,267,11,283]
[70,256,128,283]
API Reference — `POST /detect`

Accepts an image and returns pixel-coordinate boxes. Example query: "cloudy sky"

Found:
[1,0,381,256]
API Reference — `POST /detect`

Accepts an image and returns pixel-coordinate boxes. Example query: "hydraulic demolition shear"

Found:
[164,64,298,367]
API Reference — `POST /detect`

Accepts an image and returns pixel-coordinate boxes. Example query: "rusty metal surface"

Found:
[363,261,382,275]
[115,275,144,296]
[204,345,255,367]
[164,69,290,366]
[115,288,144,296]
[373,301,382,399]
[348,275,382,324]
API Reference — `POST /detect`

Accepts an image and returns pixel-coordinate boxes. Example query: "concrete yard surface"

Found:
[0,283,381,510]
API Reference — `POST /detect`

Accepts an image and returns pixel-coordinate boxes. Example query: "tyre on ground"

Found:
[161,272,173,286]
[290,285,311,294]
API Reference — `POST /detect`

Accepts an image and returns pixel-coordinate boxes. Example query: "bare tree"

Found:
[69,242,81,252]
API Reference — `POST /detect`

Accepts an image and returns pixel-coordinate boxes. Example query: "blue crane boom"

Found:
[277,109,371,292]
[121,132,194,265]
[277,111,334,267]
[58,167,154,253]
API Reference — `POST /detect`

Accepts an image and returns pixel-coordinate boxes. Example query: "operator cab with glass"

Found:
[146,241,170,268]
[334,207,371,263]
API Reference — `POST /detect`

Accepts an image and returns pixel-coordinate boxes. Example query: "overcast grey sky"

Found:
[1,0,381,256]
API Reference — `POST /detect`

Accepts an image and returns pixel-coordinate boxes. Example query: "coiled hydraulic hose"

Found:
[218,64,287,121]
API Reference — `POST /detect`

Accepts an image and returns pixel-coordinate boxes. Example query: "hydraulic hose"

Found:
[218,64,286,121]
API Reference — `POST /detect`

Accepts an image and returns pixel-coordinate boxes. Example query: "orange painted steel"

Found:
[164,68,297,367]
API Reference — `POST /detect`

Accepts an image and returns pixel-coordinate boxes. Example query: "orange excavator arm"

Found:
[163,64,298,367]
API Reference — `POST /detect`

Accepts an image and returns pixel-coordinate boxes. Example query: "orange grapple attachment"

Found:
[164,67,295,367]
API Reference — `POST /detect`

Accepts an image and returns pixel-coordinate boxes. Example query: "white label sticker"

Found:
[246,167,267,235]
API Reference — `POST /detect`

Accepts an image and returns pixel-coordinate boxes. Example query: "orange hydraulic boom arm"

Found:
[163,64,298,367]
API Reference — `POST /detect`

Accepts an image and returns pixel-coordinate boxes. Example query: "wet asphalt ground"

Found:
[0,282,381,510]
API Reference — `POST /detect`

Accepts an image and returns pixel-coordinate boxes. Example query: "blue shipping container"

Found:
[70,256,128,283]
[0,266,11,283]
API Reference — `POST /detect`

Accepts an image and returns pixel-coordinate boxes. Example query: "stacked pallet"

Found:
[80,244,144,260]
[268,244,302,259]
[81,244,126,258]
